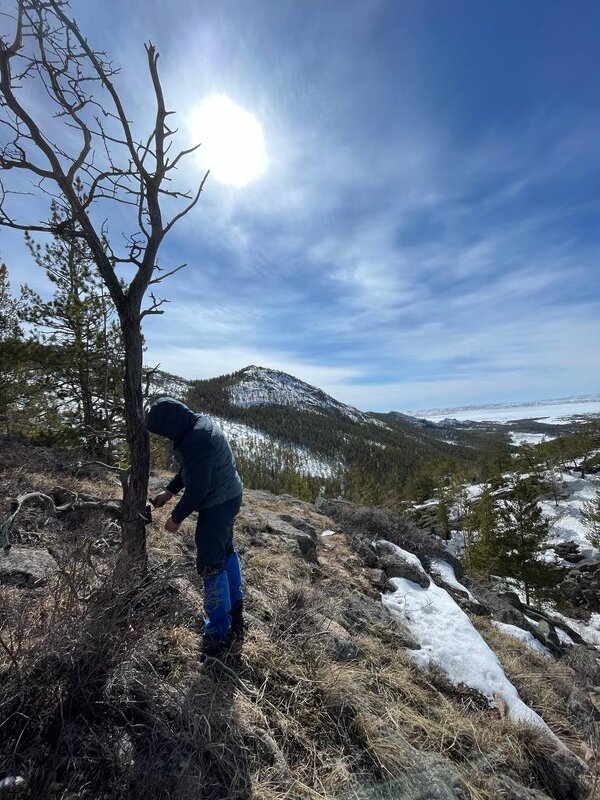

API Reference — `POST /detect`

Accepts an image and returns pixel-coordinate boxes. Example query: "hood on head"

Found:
[147,397,197,442]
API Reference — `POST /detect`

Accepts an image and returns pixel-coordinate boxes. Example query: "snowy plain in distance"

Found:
[414,399,600,424]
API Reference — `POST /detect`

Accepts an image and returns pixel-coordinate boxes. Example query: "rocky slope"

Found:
[1,441,599,799]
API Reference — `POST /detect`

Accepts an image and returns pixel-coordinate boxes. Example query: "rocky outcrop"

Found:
[333,590,421,649]
[244,508,319,564]
[373,547,430,589]
[0,546,58,587]
[557,557,600,612]
[553,541,585,564]
[317,497,465,579]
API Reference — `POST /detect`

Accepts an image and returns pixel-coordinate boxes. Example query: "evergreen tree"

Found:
[496,478,552,605]
[581,489,600,549]
[22,200,125,458]
[464,487,499,580]
[0,263,48,434]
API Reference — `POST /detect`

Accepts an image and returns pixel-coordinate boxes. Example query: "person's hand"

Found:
[153,490,174,508]
[165,516,181,534]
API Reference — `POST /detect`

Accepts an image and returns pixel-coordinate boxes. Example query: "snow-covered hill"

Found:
[229,365,383,425]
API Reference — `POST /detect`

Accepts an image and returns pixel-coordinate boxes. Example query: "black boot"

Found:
[230,600,244,638]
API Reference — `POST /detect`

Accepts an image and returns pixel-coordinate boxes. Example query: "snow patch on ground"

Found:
[444,530,467,558]
[430,558,475,601]
[549,611,600,650]
[540,470,600,555]
[382,553,555,736]
[509,432,556,446]
[555,627,575,646]
[491,621,552,658]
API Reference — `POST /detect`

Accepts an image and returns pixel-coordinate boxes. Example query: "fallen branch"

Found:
[0,489,122,554]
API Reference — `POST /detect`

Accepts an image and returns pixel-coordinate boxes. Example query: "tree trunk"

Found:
[119,304,148,564]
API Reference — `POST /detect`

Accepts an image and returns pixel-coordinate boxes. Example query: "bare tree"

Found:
[0,1,209,563]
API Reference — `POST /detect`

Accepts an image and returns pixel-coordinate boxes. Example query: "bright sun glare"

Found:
[191,95,267,187]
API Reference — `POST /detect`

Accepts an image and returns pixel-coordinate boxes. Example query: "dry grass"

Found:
[0,442,597,799]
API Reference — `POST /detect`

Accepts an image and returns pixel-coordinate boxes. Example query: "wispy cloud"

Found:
[4,0,599,411]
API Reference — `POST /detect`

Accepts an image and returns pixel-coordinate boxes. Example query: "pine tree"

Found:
[464,487,499,580]
[22,200,125,458]
[496,478,552,605]
[581,489,600,549]
[0,263,46,434]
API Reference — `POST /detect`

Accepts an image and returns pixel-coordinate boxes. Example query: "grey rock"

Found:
[295,531,318,563]
[364,568,388,590]
[531,747,587,800]
[496,607,529,628]
[498,591,523,608]
[335,590,420,649]
[574,556,600,573]
[0,546,58,587]
[309,615,359,662]
[278,514,317,540]
[566,688,600,734]
[353,538,379,568]
[564,644,600,686]
[362,745,469,800]
[554,541,585,563]
[483,774,552,800]
[257,510,319,564]
[376,552,430,589]
[536,619,560,647]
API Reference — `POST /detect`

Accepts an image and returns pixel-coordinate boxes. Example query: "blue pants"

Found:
[196,495,243,641]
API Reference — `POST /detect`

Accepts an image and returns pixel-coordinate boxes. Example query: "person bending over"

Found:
[147,397,244,655]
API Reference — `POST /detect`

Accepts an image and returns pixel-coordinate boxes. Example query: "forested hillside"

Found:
[184,366,502,504]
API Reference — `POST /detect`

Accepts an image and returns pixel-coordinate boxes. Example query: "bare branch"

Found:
[148,262,187,285]
[163,169,209,235]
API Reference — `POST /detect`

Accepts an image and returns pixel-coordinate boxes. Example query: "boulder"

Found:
[334,590,420,649]
[535,619,560,648]
[308,615,359,662]
[0,546,58,587]
[375,550,430,589]
[531,747,587,800]
[373,743,469,800]
[257,510,319,564]
[278,514,317,540]
[352,538,379,568]
[554,541,585,564]
[574,556,600,573]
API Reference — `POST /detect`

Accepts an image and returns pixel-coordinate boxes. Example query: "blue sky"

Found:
[3,0,600,411]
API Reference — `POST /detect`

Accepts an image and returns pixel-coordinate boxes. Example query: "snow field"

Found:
[509,432,556,446]
[416,399,600,424]
[549,611,600,650]
[491,621,552,658]
[540,470,599,556]
[380,542,556,737]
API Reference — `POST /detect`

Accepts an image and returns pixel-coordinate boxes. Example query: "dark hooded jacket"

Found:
[147,398,242,523]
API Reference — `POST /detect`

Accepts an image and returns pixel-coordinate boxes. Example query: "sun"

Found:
[191,95,267,187]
